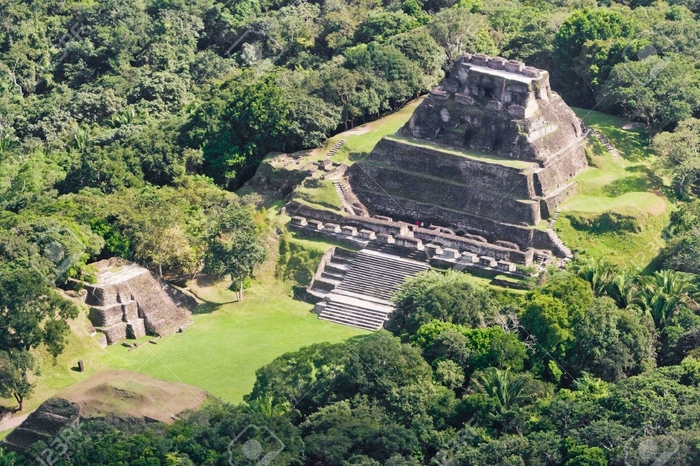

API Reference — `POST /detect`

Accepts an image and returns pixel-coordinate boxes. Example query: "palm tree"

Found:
[248,394,291,417]
[633,270,694,330]
[573,372,610,399]
[575,258,617,297]
[609,268,637,308]
[473,367,526,412]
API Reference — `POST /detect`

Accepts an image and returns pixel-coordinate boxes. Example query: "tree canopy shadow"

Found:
[602,166,664,197]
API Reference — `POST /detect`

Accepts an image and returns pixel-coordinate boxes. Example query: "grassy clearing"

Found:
[557,109,672,268]
[573,107,649,160]
[291,178,342,212]
[0,229,365,432]
[102,279,365,404]
[311,98,424,165]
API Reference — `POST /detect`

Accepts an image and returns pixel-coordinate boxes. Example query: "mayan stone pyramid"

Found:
[347,53,588,251]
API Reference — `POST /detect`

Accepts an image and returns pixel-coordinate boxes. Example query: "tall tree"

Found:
[653,118,700,199]
[0,266,78,410]
[204,201,267,300]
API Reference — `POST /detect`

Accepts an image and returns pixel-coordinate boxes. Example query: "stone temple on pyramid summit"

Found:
[284,54,590,330]
[347,53,588,249]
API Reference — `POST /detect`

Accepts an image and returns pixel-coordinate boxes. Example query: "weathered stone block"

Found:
[307,219,324,230]
[461,252,479,263]
[122,300,139,321]
[497,261,516,272]
[359,229,376,240]
[127,319,146,339]
[325,223,341,233]
[101,323,127,344]
[425,244,443,256]
[377,233,395,244]
[504,60,524,73]
[479,256,498,267]
[89,304,123,328]
[442,248,460,259]
[395,235,424,250]
[291,216,307,226]
[488,57,506,70]
[341,226,358,236]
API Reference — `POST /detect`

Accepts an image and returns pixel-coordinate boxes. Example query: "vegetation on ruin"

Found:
[1,0,700,464]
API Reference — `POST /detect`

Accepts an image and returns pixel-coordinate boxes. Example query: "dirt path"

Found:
[0,412,31,433]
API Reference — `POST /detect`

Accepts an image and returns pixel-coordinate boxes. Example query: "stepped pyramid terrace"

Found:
[286,54,588,330]
[347,53,588,251]
[83,258,196,345]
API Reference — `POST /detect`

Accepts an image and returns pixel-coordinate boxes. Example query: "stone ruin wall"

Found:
[352,163,541,225]
[366,138,536,198]
[287,201,544,263]
[342,192,542,247]
[84,259,194,345]
[400,53,587,168]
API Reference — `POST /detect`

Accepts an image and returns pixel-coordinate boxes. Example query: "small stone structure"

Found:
[83,258,195,344]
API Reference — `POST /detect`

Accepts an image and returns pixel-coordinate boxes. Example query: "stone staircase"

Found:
[546,228,573,264]
[313,249,428,330]
[327,139,346,157]
[364,242,428,262]
[590,129,620,158]
[548,209,561,229]
[333,179,369,217]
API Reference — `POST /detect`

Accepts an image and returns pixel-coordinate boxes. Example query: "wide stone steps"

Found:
[319,301,390,328]
[322,271,345,281]
[314,249,428,330]
[336,251,428,301]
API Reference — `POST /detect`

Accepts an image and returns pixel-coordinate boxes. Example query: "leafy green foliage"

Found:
[204,200,268,298]
[653,118,700,198]
[389,270,497,335]
[0,266,78,409]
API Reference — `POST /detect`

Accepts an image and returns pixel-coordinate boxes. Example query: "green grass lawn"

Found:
[291,178,342,212]
[557,109,672,268]
[316,98,424,164]
[101,280,365,403]
[0,235,365,428]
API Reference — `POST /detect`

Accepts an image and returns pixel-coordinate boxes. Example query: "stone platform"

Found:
[346,53,587,255]
[83,258,195,345]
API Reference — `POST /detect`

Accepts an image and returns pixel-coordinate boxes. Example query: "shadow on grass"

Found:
[602,165,665,197]
[192,302,229,315]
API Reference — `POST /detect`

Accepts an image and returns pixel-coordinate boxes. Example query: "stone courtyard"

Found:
[287,54,589,330]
